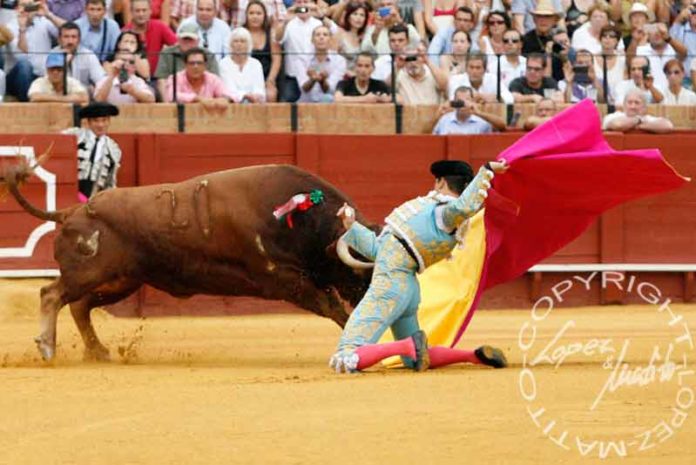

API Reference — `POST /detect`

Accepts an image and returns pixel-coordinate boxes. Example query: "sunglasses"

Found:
[503,38,520,43]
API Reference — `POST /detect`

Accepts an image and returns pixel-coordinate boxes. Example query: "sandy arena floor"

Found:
[1,279,695,465]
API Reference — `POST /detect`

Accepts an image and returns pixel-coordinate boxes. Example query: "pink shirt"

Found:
[166,70,232,103]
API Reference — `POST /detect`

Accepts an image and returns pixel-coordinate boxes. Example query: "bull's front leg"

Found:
[35,280,66,361]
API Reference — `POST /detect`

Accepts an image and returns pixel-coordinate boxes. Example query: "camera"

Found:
[552,42,564,54]
[23,1,40,12]
[378,6,391,18]
[450,100,466,108]
[0,0,18,9]
[572,64,591,84]
[404,55,418,62]
[295,6,308,13]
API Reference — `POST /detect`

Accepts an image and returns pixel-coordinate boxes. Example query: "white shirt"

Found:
[486,55,526,94]
[178,16,231,60]
[613,79,665,106]
[281,17,338,78]
[0,69,6,100]
[594,55,626,105]
[296,54,347,102]
[636,43,677,90]
[662,86,696,105]
[361,23,421,56]
[7,16,59,76]
[372,54,392,82]
[448,72,514,103]
[219,56,267,102]
[571,23,625,56]
[28,75,86,98]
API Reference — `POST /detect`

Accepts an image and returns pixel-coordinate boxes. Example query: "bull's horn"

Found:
[336,235,374,269]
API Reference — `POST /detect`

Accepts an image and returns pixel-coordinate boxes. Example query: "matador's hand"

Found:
[487,160,509,174]
[336,202,356,230]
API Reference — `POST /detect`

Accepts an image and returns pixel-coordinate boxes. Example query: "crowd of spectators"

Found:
[0,0,694,131]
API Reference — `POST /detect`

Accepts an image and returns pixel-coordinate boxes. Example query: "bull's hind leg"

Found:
[69,279,141,362]
[70,299,110,362]
[35,279,67,361]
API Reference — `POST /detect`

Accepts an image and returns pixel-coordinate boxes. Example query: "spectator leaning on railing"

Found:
[219,27,267,103]
[28,52,88,104]
[94,48,155,103]
[75,0,121,62]
[662,58,696,104]
[602,88,674,134]
[156,23,219,98]
[165,46,232,106]
[432,85,507,135]
[522,97,557,130]
[334,51,392,103]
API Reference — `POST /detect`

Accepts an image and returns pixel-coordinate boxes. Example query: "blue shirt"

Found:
[669,21,696,74]
[75,16,121,62]
[432,112,493,135]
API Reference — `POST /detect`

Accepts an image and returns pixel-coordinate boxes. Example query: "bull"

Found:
[1,156,373,361]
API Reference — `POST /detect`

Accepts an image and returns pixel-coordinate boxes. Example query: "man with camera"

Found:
[432,86,507,135]
[603,89,673,134]
[669,1,696,72]
[558,49,604,103]
[635,22,687,90]
[362,0,420,56]
[396,45,448,105]
[4,0,64,101]
[614,55,664,106]
[93,49,155,104]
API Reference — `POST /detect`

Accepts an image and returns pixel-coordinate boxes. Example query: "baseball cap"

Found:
[178,23,199,40]
[45,52,65,69]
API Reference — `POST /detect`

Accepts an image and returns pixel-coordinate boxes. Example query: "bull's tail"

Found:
[0,146,67,224]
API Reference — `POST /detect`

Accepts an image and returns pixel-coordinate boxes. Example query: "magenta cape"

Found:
[451,100,689,345]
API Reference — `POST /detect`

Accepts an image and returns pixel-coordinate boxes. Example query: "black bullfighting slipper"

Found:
[475,345,508,369]
[412,330,430,372]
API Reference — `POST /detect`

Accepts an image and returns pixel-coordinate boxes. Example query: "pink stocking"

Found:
[355,338,416,370]
[427,346,481,369]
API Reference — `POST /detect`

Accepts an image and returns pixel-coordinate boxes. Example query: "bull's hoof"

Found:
[34,336,55,361]
[84,345,111,363]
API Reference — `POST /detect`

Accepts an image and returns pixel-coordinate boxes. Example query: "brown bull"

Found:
[1,159,372,361]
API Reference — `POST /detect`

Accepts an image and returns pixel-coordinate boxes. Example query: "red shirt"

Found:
[123,20,177,73]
